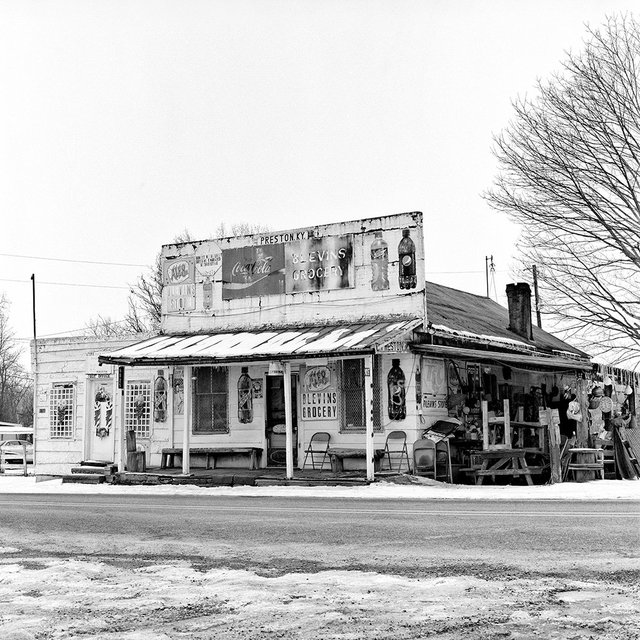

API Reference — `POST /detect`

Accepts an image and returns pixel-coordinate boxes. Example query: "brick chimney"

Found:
[506,283,534,341]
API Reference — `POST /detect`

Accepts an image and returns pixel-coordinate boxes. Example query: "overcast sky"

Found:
[1,0,638,365]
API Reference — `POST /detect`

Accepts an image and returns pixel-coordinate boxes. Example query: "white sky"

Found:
[1,1,638,367]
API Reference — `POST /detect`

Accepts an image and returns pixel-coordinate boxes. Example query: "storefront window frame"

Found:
[192,366,229,434]
[338,357,382,433]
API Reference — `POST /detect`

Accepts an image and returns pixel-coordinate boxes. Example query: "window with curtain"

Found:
[193,366,229,434]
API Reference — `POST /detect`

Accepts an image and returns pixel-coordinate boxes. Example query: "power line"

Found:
[16,318,137,341]
[0,278,130,291]
[426,269,508,275]
[0,252,147,267]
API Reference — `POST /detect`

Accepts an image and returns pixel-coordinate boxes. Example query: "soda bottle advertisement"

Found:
[370,231,389,291]
[237,367,253,423]
[387,359,406,420]
[398,228,417,289]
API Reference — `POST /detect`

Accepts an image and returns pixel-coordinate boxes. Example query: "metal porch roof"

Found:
[98,319,422,366]
[412,344,592,371]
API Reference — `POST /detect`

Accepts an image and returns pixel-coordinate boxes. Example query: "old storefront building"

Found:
[32,211,638,483]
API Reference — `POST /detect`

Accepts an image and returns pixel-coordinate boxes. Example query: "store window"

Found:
[338,358,382,432]
[50,383,75,439]
[125,380,152,438]
[193,366,229,434]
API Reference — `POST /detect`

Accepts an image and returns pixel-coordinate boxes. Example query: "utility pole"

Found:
[485,255,494,298]
[532,265,542,328]
[31,274,37,466]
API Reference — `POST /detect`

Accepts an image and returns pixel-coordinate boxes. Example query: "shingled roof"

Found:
[425,281,589,359]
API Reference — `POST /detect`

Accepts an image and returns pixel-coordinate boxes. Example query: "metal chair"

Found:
[383,430,411,472]
[413,437,452,482]
[417,419,457,483]
[302,432,331,470]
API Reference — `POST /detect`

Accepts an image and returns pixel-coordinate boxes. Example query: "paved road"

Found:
[2,494,639,578]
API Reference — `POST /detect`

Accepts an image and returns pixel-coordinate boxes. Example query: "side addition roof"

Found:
[415,281,591,370]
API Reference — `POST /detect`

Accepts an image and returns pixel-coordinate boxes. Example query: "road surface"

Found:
[1,493,639,639]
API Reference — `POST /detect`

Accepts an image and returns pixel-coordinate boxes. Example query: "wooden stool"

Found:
[567,448,604,482]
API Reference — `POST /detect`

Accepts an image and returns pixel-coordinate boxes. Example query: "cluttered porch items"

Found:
[586,371,640,480]
[440,360,640,484]
[443,360,615,484]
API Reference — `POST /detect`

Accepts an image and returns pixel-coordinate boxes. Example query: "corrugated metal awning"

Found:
[98,319,422,366]
[411,344,592,371]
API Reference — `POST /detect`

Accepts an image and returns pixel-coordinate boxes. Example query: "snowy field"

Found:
[1,476,639,639]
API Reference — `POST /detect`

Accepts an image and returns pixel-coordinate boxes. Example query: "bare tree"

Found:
[88,223,271,336]
[0,295,32,425]
[486,14,640,367]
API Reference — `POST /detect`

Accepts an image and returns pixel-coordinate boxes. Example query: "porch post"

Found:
[111,371,120,466]
[283,361,294,479]
[182,365,193,474]
[117,366,126,473]
[575,377,590,447]
[364,353,375,482]
[168,365,175,449]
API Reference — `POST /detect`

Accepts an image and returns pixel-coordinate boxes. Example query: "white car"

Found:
[0,439,34,464]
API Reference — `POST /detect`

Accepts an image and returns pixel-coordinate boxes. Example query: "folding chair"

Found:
[413,437,452,482]
[383,430,410,472]
[412,438,437,479]
[302,432,331,470]
[418,419,458,483]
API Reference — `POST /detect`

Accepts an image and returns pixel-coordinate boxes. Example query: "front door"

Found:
[266,374,298,466]
[88,377,116,462]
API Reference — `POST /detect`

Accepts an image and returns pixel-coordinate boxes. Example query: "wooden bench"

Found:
[326,447,385,473]
[160,447,263,471]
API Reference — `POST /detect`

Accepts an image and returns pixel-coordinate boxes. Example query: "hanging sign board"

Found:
[422,357,448,409]
[301,366,337,420]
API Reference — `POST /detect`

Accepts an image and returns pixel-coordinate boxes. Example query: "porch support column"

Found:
[116,366,126,473]
[168,365,175,449]
[182,365,193,475]
[283,361,294,479]
[365,353,375,482]
[575,377,590,447]
[111,372,119,466]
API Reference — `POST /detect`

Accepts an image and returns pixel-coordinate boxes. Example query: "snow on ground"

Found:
[1,474,639,639]
[1,546,638,639]
[0,474,638,500]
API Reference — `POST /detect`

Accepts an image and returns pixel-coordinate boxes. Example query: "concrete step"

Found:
[71,466,117,475]
[79,459,115,467]
[62,474,105,484]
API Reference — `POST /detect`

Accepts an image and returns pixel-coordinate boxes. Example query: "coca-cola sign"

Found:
[222,245,285,300]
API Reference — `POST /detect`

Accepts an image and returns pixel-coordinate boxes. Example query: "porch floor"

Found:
[113,466,402,487]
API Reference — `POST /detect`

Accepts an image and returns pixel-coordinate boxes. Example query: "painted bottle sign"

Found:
[154,370,167,423]
[398,228,417,289]
[203,278,213,310]
[370,231,389,291]
[388,359,406,420]
[238,366,253,423]
[94,386,112,438]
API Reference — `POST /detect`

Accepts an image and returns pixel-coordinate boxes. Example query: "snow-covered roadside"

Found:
[2,555,638,640]
[0,474,638,500]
